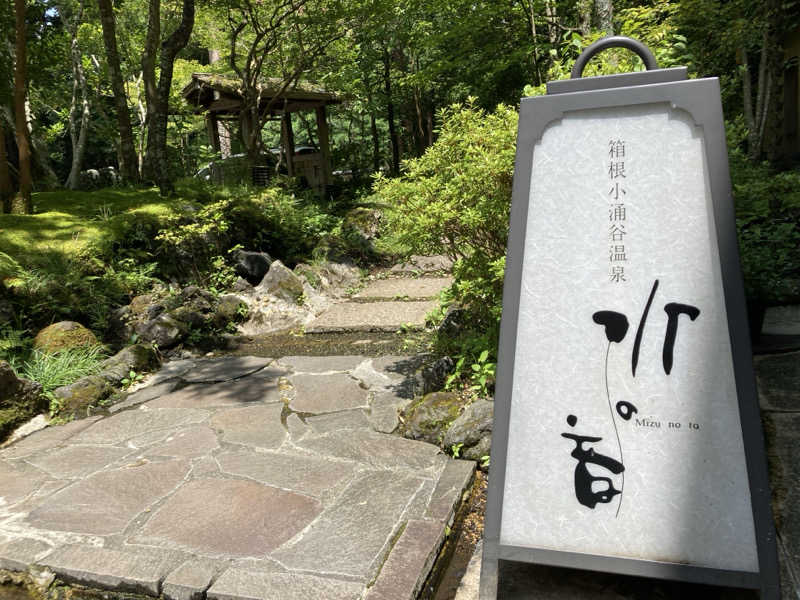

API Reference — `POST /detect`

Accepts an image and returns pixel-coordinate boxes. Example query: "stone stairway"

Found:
[307,260,453,334]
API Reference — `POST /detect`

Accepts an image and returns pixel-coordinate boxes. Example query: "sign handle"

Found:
[571,36,660,79]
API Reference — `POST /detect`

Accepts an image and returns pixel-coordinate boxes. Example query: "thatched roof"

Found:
[182,73,341,116]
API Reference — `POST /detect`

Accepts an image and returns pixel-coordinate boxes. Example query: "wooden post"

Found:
[316,104,332,188]
[282,111,295,177]
[207,113,221,152]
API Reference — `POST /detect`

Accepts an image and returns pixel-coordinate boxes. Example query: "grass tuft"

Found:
[20,345,108,395]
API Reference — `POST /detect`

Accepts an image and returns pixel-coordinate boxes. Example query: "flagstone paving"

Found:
[0,354,475,600]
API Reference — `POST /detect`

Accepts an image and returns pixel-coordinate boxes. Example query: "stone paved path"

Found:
[307,265,453,334]
[0,354,474,600]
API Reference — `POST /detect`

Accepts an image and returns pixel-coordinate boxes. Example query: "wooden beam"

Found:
[282,112,295,177]
[206,113,221,152]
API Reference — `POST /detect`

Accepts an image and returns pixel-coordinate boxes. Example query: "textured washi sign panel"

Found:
[497,102,758,571]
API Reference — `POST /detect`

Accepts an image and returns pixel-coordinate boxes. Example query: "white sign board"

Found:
[499,104,756,570]
[481,57,778,599]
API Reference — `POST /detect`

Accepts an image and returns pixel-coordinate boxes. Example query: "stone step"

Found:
[354,277,453,301]
[306,300,437,333]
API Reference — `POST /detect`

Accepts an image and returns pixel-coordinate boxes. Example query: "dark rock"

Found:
[401,391,463,445]
[136,314,187,349]
[256,260,304,302]
[0,361,46,441]
[234,250,273,285]
[33,321,98,353]
[169,306,206,327]
[422,356,455,394]
[437,305,468,339]
[52,375,112,417]
[98,344,160,385]
[145,303,165,320]
[442,399,493,461]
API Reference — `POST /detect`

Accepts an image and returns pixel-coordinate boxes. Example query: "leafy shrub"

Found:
[730,151,800,303]
[374,101,517,331]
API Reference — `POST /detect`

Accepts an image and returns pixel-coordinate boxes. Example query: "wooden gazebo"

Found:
[182,73,342,190]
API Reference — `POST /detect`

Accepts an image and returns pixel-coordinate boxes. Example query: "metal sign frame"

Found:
[480,39,779,599]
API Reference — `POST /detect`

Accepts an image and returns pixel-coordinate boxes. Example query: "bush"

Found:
[730,151,800,304]
[20,345,107,397]
[374,101,517,331]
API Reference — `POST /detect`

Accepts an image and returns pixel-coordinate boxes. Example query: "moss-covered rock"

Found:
[443,398,493,461]
[33,322,98,354]
[98,344,160,385]
[0,361,46,442]
[400,391,463,445]
[52,374,112,418]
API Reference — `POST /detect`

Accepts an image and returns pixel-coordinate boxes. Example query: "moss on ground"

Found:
[0,187,181,259]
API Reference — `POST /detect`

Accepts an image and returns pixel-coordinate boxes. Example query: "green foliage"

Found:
[375,101,516,326]
[730,151,800,303]
[19,345,107,396]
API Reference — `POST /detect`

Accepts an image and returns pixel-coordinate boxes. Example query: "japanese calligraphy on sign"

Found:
[498,105,758,574]
[608,139,627,283]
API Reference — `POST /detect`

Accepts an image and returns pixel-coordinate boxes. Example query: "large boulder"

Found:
[442,399,493,462]
[33,321,98,354]
[234,250,273,285]
[256,260,305,302]
[400,391,463,445]
[0,361,46,441]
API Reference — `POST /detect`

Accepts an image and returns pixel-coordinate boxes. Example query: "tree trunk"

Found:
[65,1,90,190]
[544,0,559,45]
[383,47,399,176]
[148,0,195,195]
[12,0,31,214]
[594,0,613,36]
[98,0,139,183]
[576,0,592,37]
[0,120,11,213]
[141,0,161,181]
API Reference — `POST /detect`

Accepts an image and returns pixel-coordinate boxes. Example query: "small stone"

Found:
[256,260,304,302]
[33,321,97,353]
[37,544,181,596]
[207,569,363,600]
[98,344,160,385]
[163,559,217,600]
[52,374,112,418]
[0,538,53,572]
[137,314,187,349]
[365,519,447,600]
[442,399,493,461]
[421,356,455,394]
[401,392,464,445]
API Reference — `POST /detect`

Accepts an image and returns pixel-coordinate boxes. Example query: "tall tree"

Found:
[12,0,32,214]
[142,0,195,195]
[98,0,140,183]
[64,0,90,189]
